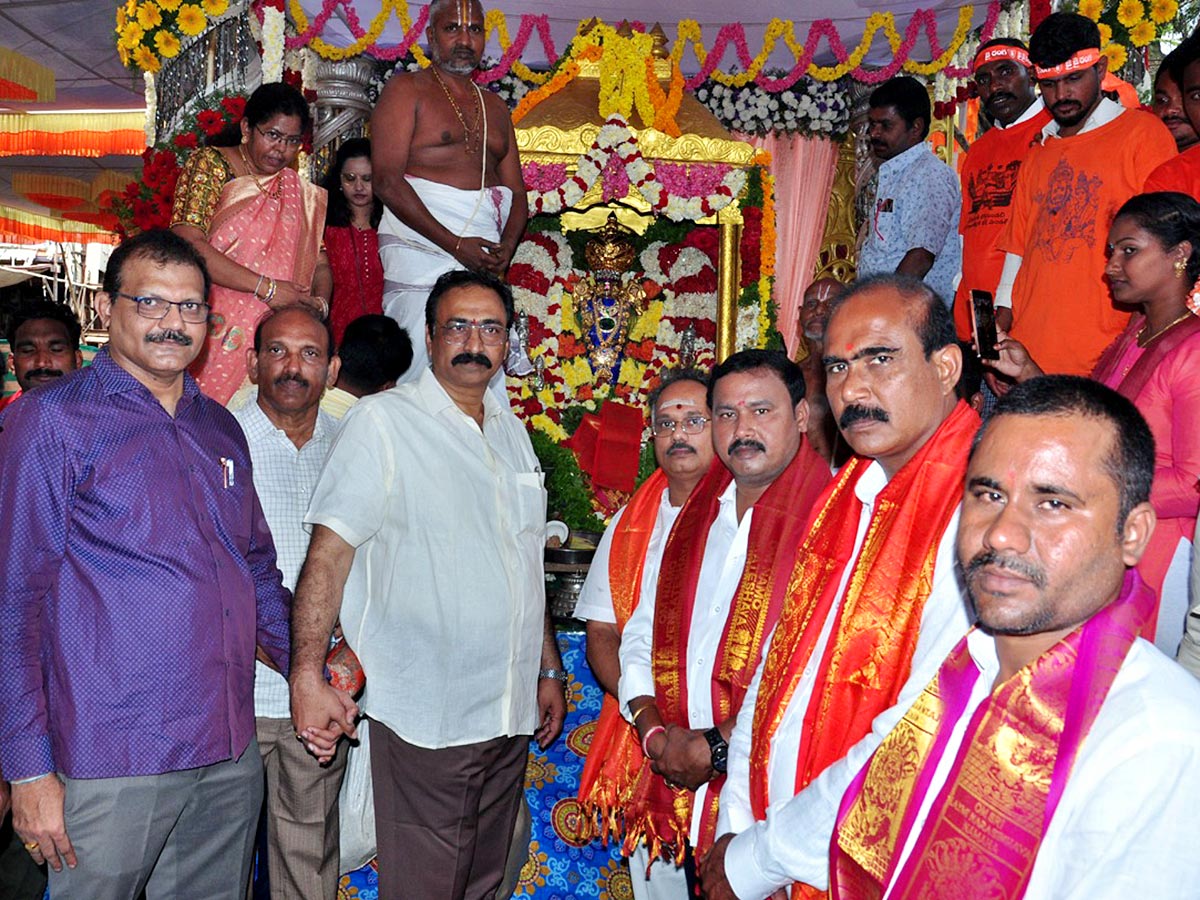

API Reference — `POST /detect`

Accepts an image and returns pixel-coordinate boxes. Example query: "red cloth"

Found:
[564,402,644,492]
[954,108,1052,340]
[324,224,384,346]
[1145,144,1200,196]
[999,109,1175,375]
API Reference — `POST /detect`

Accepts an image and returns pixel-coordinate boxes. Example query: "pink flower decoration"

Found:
[522,161,569,192]
[600,154,630,202]
[656,163,732,199]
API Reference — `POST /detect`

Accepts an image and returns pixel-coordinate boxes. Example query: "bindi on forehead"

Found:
[656,398,698,415]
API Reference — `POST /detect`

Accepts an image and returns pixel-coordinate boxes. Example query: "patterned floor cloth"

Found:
[338,629,633,900]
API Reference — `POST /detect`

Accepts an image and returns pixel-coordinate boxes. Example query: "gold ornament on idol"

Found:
[431,65,484,156]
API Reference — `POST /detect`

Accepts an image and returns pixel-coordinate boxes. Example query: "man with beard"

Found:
[0,229,291,898]
[617,349,830,898]
[1150,45,1199,153]
[575,368,714,897]
[857,77,961,307]
[371,0,528,383]
[995,13,1174,376]
[1,298,84,412]
[830,376,1200,899]
[954,38,1048,342]
[700,275,975,900]
[289,269,565,900]
[232,307,344,899]
[796,279,842,464]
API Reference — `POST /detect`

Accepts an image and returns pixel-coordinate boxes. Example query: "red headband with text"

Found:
[1033,48,1102,79]
[972,45,1031,73]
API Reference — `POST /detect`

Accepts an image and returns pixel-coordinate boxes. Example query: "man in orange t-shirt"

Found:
[1145,36,1200,196]
[996,13,1175,376]
[955,38,1050,341]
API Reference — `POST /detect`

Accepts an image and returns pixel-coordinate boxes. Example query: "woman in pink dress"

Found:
[321,138,384,346]
[172,83,331,404]
[988,192,1200,650]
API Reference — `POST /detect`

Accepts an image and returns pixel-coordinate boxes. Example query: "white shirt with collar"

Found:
[717,460,972,899]
[995,96,1126,309]
[618,478,751,845]
[574,485,681,625]
[858,142,962,306]
[233,391,336,719]
[305,367,546,749]
[883,628,1200,899]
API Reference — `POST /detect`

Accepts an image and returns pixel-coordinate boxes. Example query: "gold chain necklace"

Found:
[431,66,483,156]
[1138,310,1193,346]
[238,144,281,198]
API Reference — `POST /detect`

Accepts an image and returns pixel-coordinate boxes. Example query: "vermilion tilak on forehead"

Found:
[458,0,476,26]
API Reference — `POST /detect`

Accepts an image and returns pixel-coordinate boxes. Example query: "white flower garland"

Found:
[528,117,746,222]
[262,6,285,84]
[143,71,157,146]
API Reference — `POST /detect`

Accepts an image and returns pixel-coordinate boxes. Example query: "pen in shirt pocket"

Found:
[220,457,235,489]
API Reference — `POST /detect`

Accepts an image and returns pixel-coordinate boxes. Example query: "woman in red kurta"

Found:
[321,138,384,346]
[988,192,1200,649]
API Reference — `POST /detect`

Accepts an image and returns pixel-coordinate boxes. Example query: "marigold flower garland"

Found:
[116,0,231,73]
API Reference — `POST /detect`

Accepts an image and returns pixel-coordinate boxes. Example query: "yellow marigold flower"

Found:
[136,2,162,29]
[1129,20,1156,45]
[1078,0,1103,20]
[155,29,182,58]
[1098,23,1113,44]
[201,0,228,15]
[133,44,162,73]
[1150,0,1178,22]
[176,4,207,36]
[1103,42,1128,71]
[118,43,131,66]
[160,0,182,9]
[1116,0,1145,26]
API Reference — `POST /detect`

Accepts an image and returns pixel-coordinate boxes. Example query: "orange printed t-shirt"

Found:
[954,107,1052,340]
[999,109,1175,375]
[1144,144,1200,196]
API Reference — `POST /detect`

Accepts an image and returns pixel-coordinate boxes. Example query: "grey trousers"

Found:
[50,740,263,900]
[370,722,528,900]
[255,716,348,900]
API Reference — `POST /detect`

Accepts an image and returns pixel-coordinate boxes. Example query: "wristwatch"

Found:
[703,726,729,775]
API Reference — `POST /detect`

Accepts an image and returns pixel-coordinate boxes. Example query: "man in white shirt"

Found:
[831,375,1200,899]
[575,368,714,898]
[233,307,343,899]
[701,275,976,900]
[288,269,566,900]
[619,350,832,897]
[857,76,961,306]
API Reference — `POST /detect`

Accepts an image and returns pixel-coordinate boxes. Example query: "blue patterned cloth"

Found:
[338,630,632,900]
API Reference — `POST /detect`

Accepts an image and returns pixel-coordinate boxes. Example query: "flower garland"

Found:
[279,3,1005,88]
[522,116,747,222]
[695,75,851,138]
[262,4,286,83]
[144,71,157,146]
[116,0,232,73]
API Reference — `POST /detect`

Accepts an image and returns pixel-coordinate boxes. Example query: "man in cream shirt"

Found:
[288,269,566,900]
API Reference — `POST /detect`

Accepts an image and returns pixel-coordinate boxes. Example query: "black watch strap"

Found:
[703,726,729,775]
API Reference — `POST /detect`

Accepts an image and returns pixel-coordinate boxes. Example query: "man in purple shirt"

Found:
[0,229,291,899]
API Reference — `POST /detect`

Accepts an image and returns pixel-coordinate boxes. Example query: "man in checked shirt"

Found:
[0,228,291,900]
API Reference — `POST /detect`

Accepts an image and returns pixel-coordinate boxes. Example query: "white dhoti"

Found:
[378,175,512,383]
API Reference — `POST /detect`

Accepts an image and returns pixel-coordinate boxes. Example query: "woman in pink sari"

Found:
[171,83,331,404]
[987,192,1200,652]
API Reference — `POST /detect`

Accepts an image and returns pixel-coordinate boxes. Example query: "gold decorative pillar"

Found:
[813,134,860,284]
[716,203,742,363]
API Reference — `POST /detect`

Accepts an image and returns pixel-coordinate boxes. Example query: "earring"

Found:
[1175,258,1187,279]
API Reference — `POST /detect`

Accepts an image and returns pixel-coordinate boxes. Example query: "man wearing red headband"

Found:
[1145,35,1200,195]
[953,39,1048,346]
[994,13,1174,377]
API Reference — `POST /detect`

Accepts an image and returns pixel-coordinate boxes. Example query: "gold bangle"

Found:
[630,703,652,725]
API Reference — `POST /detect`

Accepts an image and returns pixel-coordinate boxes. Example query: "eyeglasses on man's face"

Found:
[114,292,210,324]
[651,415,710,438]
[437,319,507,346]
[255,126,304,148]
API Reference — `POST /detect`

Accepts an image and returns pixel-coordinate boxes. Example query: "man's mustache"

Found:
[986,92,1015,109]
[667,441,696,455]
[274,373,310,389]
[727,438,766,455]
[839,405,889,429]
[145,329,193,346]
[964,549,1048,589]
[23,368,63,380]
[452,352,491,367]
